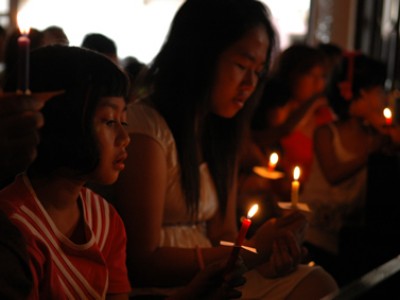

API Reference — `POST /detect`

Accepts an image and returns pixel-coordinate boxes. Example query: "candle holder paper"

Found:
[220,240,258,254]
[253,166,284,180]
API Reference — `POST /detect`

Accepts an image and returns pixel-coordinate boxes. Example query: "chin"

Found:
[225,110,241,118]
[93,174,119,186]
[215,108,241,119]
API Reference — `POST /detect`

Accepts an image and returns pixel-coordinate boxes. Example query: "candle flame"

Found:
[17,10,31,35]
[293,166,300,180]
[269,152,279,165]
[247,204,259,219]
[383,107,392,119]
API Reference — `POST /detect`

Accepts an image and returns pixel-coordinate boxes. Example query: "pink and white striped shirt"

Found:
[0,174,131,299]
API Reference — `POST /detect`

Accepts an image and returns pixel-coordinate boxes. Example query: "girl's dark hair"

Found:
[141,0,277,217]
[5,45,129,177]
[327,53,387,120]
[251,76,290,130]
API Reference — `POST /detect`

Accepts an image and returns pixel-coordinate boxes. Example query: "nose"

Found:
[242,69,258,90]
[314,75,326,93]
[117,124,131,147]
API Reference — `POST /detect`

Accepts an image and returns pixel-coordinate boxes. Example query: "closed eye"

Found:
[105,120,117,126]
[236,63,266,79]
[255,67,266,79]
[236,63,247,70]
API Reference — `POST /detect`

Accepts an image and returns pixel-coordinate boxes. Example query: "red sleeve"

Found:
[103,205,132,295]
[315,105,336,126]
[27,241,45,300]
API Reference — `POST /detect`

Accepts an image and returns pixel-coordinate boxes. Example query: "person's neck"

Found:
[28,171,85,211]
[28,171,87,242]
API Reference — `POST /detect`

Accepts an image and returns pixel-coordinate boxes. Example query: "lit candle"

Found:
[17,11,30,95]
[291,166,300,209]
[267,152,279,172]
[383,107,393,126]
[225,204,259,272]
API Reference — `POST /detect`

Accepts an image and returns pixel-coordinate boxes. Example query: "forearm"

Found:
[323,154,368,185]
[128,245,232,288]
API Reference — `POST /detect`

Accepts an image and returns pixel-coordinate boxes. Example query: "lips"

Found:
[234,91,251,107]
[114,153,128,170]
[233,95,248,108]
[234,98,245,108]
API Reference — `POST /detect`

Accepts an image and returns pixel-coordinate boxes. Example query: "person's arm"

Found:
[207,162,239,245]
[0,213,33,299]
[0,94,44,184]
[314,124,368,184]
[0,91,62,187]
[253,95,324,149]
[114,133,233,287]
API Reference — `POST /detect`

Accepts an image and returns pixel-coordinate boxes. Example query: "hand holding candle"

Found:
[291,166,300,209]
[17,10,31,95]
[383,107,393,126]
[267,152,279,172]
[225,204,259,272]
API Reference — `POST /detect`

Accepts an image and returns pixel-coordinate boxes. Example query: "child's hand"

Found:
[0,93,44,181]
[0,91,63,182]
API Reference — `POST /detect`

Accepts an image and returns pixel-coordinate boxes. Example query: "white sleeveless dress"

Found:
[128,101,331,299]
[300,123,367,255]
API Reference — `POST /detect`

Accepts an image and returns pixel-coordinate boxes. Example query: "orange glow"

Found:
[247,204,259,219]
[17,10,31,35]
[293,166,300,181]
[268,152,279,171]
[384,107,393,125]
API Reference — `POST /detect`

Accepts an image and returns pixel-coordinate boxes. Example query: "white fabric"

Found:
[127,101,327,299]
[300,123,367,254]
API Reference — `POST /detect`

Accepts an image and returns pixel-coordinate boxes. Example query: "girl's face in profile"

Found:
[90,96,130,185]
[210,25,269,118]
[292,65,327,103]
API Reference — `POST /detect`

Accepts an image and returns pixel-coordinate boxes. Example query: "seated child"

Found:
[0,45,245,299]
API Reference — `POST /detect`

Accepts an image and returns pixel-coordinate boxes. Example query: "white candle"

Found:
[17,10,31,95]
[291,166,300,208]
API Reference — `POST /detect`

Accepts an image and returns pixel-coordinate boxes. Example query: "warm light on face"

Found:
[17,10,30,35]
[293,166,300,181]
[247,204,259,219]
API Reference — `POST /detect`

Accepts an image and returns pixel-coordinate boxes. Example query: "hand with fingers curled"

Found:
[243,209,308,270]
[0,91,62,185]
